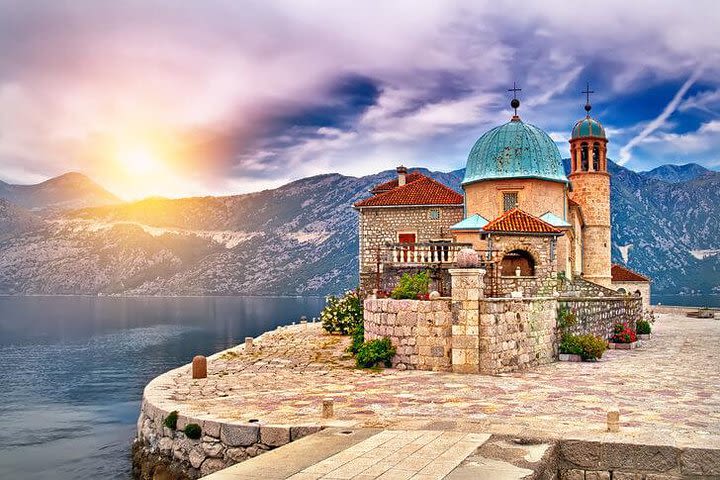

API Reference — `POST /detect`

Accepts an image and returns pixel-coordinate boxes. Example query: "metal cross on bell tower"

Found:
[582,82,594,114]
[508,82,522,117]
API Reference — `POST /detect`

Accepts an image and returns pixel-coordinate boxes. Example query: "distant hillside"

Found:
[0,165,717,296]
[0,172,120,212]
[639,163,713,183]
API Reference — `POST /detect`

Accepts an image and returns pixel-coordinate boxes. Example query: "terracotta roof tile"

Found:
[370,172,424,194]
[354,174,463,207]
[611,264,650,282]
[483,208,561,234]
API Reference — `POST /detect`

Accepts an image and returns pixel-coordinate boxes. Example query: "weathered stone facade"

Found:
[560,296,641,339]
[363,269,643,375]
[611,281,651,310]
[357,205,463,292]
[477,297,557,374]
[363,298,452,371]
[568,171,612,287]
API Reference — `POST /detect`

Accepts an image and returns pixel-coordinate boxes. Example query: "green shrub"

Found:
[636,319,651,334]
[348,322,365,355]
[556,305,577,331]
[558,334,583,355]
[356,338,396,368]
[164,410,179,430]
[321,290,363,335]
[576,334,608,360]
[391,271,430,300]
[184,423,202,439]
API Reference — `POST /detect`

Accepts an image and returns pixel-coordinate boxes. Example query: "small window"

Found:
[428,209,440,220]
[503,192,518,211]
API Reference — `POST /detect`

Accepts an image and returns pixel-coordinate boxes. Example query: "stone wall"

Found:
[491,233,559,297]
[357,205,463,292]
[363,298,452,371]
[477,297,557,374]
[611,281,651,310]
[134,376,321,479]
[558,439,720,479]
[559,296,641,339]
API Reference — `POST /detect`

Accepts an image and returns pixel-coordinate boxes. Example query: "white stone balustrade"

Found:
[389,242,473,265]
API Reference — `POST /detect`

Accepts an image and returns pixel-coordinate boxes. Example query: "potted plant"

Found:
[609,322,638,350]
[558,334,582,362]
[636,318,652,340]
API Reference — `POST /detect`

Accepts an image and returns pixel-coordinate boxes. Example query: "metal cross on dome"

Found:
[582,82,594,113]
[508,82,522,116]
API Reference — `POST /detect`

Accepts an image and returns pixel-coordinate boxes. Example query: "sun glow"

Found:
[115,146,163,175]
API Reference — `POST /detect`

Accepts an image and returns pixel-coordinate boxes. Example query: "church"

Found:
[354,86,650,305]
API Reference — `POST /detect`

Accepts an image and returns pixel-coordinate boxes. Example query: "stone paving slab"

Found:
[144,313,720,449]
[205,429,496,480]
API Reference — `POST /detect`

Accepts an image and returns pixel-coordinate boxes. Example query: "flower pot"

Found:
[558,353,582,362]
[609,341,637,350]
[638,333,651,341]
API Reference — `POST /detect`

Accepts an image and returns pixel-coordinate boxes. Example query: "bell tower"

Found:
[568,84,612,287]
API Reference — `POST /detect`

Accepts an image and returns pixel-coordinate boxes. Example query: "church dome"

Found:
[463,118,567,185]
[571,116,606,139]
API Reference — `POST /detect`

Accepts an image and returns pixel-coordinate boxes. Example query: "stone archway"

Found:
[501,249,535,276]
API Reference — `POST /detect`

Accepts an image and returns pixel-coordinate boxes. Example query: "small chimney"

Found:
[397,165,407,186]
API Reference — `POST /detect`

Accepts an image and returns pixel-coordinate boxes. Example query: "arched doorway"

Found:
[501,249,535,276]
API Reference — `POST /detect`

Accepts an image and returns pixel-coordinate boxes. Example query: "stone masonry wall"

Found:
[363,298,453,371]
[491,233,559,297]
[477,298,558,374]
[357,205,463,292]
[611,281,651,310]
[560,296,642,340]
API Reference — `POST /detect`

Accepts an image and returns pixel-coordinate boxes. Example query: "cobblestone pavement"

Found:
[145,312,720,447]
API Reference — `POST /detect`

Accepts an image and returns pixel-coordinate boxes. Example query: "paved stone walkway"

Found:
[145,312,720,448]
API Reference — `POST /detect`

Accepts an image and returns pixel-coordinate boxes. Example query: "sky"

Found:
[1,0,719,199]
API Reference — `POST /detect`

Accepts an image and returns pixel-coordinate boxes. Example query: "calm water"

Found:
[0,296,325,480]
[653,294,720,308]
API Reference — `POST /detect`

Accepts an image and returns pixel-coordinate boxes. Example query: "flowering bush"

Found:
[375,290,391,299]
[321,290,363,335]
[391,271,431,299]
[636,319,652,335]
[611,322,637,343]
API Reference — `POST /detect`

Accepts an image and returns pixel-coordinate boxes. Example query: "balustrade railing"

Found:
[389,242,473,265]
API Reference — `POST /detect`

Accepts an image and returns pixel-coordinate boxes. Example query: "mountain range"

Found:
[0,163,718,297]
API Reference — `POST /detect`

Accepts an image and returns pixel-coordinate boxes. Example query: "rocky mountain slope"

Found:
[0,164,717,296]
[0,172,120,212]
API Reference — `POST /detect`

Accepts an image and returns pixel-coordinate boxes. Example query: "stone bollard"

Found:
[607,409,620,432]
[192,355,207,379]
[322,398,334,418]
[245,337,254,353]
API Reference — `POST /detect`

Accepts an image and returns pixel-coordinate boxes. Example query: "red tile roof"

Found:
[483,208,561,234]
[370,172,424,194]
[611,264,650,282]
[354,174,463,207]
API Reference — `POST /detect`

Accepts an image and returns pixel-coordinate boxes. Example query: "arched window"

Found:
[592,143,600,171]
[617,287,627,294]
[581,142,589,171]
[501,249,535,276]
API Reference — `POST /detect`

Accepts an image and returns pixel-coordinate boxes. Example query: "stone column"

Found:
[449,268,485,374]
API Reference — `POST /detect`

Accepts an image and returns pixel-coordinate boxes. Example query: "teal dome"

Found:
[571,116,606,139]
[463,118,567,185]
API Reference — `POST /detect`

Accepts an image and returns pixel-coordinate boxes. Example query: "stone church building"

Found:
[355,92,650,303]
